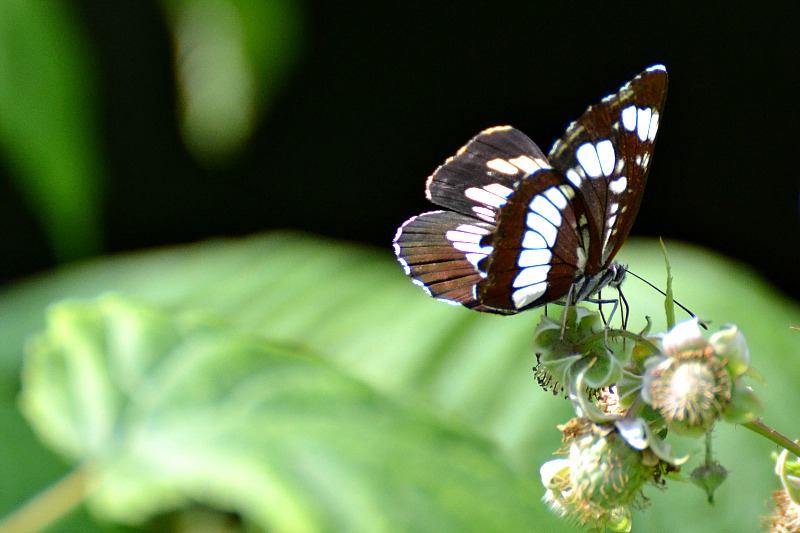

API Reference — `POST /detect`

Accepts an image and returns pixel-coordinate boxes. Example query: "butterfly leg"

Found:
[601,297,618,348]
[560,284,577,340]
[591,286,629,330]
[587,292,623,349]
[618,287,630,331]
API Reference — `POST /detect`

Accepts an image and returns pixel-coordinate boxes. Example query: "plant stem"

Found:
[0,464,90,533]
[743,419,800,457]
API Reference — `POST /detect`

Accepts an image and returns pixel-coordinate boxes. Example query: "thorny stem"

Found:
[704,430,714,464]
[743,419,800,457]
[0,464,90,533]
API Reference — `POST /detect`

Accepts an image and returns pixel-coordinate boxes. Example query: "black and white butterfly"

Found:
[393,65,668,315]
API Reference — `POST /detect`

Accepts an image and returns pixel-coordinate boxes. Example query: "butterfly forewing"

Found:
[394,65,668,314]
[425,126,550,224]
[548,65,668,270]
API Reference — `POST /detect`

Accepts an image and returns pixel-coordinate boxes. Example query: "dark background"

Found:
[2,2,799,301]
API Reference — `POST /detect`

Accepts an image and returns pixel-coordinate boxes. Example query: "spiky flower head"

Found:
[765,489,800,533]
[540,417,677,532]
[640,318,761,435]
[765,449,800,532]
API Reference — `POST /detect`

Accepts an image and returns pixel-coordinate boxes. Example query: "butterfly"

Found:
[393,65,668,315]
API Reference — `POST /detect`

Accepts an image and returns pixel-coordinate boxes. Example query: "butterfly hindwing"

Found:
[393,210,511,313]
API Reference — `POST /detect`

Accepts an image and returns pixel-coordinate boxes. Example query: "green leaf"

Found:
[659,237,677,330]
[0,0,103,261]
[160,0,304,165]
[1,233,800,532]
[17,295,549,531]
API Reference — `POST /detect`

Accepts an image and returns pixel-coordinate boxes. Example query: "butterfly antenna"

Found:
[625,269,706,329]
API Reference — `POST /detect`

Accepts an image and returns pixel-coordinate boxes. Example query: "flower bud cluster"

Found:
[535,311,762,530]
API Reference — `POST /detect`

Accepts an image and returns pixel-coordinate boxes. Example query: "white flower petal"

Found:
[662,317,706,354]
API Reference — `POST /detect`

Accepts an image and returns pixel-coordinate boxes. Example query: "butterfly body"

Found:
[394,65,668,315]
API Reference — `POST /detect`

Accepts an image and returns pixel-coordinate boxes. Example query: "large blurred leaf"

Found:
[0,0,103,261]
[1,233,799,532]
[17,295,545,531]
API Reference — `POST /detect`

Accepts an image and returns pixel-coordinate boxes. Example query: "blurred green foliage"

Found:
[0,0,303,263]
[1,2,798,531]
[162,0,304,165]
[0,0,103,262]
[0,234,798,531]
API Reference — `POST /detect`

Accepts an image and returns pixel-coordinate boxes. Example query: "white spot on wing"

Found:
[610,176,628,194]
[486,158,519,175]
[412,278,433,296]
[558,184,576,200]
[446,227,492,268]
[512,282,547,308]
[566,169,582,187]
[449,239,490,256]
[544,187,568,210]
[508,155,550,174]
[465,253,487,267]
[596,139,615,177]
[522,230,547,249]
[622,106,636,132]
[518,248,551,267]
[456,224,490,235]
[530,195,562,227]
[472,206,495,221]
[576,143,602,178]
[575,246,586,271]
[526,213,558,247]
[648,112,660,142]
[513,265,549,288]
[637,107,653,142]
[465,186,508,208]
[484,183,514,198]
[395,247,411,274]
[446,229,482,244]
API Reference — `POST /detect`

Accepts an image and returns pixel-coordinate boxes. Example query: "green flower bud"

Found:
[709,324,750,377]
[540,457,634,533]
[690,461,728,504]
[567,419,654,508]
[722,382,763,424]
[541,417,683,531]
[533,307,630,396]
